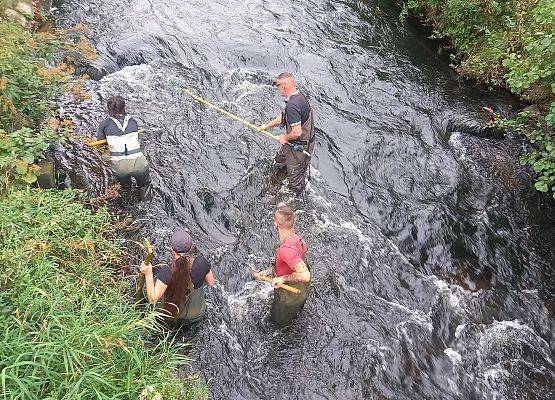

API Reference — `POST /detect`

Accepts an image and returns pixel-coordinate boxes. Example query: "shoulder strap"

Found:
[109,115,131,133]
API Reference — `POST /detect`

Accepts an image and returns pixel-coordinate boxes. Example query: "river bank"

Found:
[399,0,555,197]
[47,0,555,398]
[0,3,203,398]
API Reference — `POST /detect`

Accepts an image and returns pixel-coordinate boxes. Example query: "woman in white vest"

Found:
[97,96,152,201]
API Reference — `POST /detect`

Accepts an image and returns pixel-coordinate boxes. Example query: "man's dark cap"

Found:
[171,228,192,254]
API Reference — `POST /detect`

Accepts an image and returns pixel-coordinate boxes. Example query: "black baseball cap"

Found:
[170,228,192,254]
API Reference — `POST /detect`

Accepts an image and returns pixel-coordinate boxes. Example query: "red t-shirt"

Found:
[275,234,308,277]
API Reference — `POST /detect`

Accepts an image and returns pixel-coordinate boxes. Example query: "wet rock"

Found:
[36,159,56,188]
[37,0,52,14]
[447,118,504,139]
[522,104,541,115]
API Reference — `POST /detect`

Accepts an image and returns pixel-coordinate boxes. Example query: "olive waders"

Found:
[163,257,208,326]
[270,261,311,328]
[105,115,152,201]
[173,286,207,325]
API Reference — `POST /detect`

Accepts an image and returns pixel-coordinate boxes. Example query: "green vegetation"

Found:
[0,189,202,399]
[0,21,66,131]
[0,127,59,185]
[0,19,72,186]
[400,0,555,197]
[0,13,204,400]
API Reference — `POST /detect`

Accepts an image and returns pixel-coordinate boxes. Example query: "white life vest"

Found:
[106,115,143,161]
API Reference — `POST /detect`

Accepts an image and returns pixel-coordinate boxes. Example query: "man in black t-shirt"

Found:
[259,72,316,193]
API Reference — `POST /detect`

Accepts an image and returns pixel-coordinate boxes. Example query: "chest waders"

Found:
[275,94,316,193]
[270,256,311,328]
[105,116,151,200]
[174,286,207,324]
[165,257,208,325]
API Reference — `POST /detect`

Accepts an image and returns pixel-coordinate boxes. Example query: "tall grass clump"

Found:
[0,188,202,399]
[400,0,555,197]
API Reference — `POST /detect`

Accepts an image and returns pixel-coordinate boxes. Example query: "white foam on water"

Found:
[444,348,462,365]
[482,363,510,400]
[99,64,158,94]
[226,281,272,311]
[210,244,238,261]
[448,132,467,160]
[216,320,243,353]
[338,272,427,319]
[487,319,535,334]
[235,81,268,103]
[430,276,467,309]
[454,323,468,339]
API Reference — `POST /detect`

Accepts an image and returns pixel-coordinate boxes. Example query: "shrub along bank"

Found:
[0,10,204,400]
[400,0,555,197]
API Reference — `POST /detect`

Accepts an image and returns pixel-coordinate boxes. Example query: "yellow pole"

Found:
[255,274,301,295]
[86,128,145,147]
[183,89,311,157]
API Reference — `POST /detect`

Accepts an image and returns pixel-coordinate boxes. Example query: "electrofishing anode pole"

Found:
[183,89,311,157]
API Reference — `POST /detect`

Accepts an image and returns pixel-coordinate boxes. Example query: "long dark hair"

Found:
[163,252,194,318]
[106,96,126,118]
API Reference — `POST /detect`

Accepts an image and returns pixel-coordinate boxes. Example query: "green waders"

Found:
[173,285,207,324]
[270,280,311,328]
[109,154,152,201]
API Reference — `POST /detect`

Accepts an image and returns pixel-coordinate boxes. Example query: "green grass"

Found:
[0,188,203,399]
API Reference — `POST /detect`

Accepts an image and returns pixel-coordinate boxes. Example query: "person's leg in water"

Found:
[271,145,289,187]
[111,164,133,204]
[284,147,309,194]
[130,156,152,201]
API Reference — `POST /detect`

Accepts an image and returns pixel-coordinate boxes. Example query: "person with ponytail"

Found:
[140,228,215,323]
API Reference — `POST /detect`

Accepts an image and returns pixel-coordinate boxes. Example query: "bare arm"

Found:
[274,260,310,284]
[140,262,168,303]
[259,115,283,131]
[204,269,216,287]
[279,124,302,142]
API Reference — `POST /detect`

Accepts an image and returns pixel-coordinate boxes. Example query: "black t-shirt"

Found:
[284,92,311,128]
[97,115,139,139]
[155,254,212,289]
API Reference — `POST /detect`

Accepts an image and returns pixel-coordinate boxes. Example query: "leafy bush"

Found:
[0,21,66,131]
[0,188,203,399]
[0,126,60,185]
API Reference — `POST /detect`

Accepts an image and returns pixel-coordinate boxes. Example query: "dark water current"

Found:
[52,0,555,398]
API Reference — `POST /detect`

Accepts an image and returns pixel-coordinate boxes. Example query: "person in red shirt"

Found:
[254,206,311,327]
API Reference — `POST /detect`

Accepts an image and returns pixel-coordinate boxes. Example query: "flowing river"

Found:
[53,0,554,398]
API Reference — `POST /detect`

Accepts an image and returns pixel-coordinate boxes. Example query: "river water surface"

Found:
[54,0,555,398]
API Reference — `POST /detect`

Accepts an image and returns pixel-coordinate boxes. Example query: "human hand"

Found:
[278,135,287,145]
[252,268,271,280]
[140,261,153,275]
[272,276,285,286]
[258,123,268,131]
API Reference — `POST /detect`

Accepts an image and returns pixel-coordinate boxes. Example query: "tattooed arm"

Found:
[273,260,310,285]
